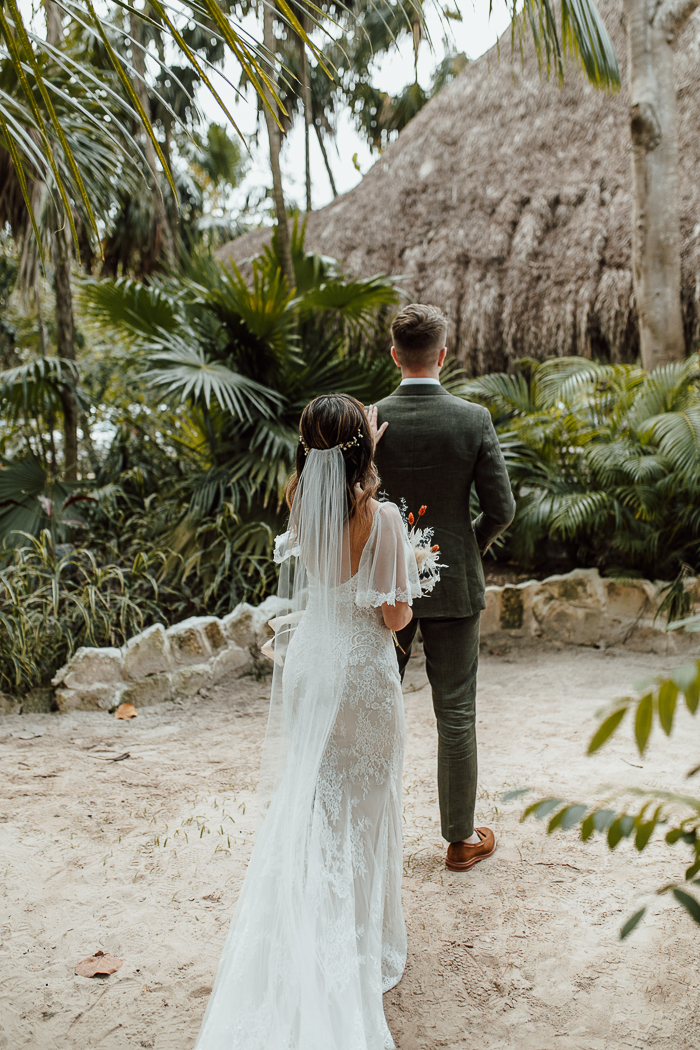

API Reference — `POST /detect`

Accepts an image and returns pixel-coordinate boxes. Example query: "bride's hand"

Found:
[366,405,388,448]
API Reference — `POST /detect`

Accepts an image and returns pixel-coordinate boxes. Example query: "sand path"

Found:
[1,644,699,1050]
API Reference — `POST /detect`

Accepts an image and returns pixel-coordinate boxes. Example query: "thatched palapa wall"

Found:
[218,0,700,373]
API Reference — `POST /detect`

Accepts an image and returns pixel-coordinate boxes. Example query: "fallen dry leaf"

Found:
[74,950,123,978]
[115,703,137,720]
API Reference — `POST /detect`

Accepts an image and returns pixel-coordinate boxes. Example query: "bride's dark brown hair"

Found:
[286,394,379,521]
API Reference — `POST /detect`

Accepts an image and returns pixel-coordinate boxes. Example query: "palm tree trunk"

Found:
[46,0,79,481]
[52,229,79,482]
[624,0,700,370]
[314,123,338,198]
[128,0,175,272]
[45,0,63,47]
[300,25,312,213]
[262,4,294,287]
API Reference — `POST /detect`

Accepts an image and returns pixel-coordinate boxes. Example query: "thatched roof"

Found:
[218,1,700,372]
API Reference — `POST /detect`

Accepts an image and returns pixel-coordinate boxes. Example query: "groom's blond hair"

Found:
[391,304,447,367]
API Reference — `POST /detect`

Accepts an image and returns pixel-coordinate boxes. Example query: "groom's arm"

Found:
[471,407,516,554]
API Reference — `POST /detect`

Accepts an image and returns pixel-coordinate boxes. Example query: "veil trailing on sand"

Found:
[195,446,420,1049]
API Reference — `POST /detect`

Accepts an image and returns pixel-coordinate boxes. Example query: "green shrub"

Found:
[80,220,400,616]
[459,355,700,582]
[0,530,163,694]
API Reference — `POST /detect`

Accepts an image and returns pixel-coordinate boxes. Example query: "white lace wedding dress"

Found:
[193,448,421,1050]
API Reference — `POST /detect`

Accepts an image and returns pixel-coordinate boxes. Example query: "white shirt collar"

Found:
[399,377,441,386]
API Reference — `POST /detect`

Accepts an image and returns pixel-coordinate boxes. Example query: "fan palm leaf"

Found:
[81,277,181,339]
[143,341,282,423]
[297,273,401,331]
[196,259,298,360]
[0,356,81,420]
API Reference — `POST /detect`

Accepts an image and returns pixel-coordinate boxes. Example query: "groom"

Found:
[372,304,515,872]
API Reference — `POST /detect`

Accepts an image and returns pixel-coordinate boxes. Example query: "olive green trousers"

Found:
[395,613,481,843]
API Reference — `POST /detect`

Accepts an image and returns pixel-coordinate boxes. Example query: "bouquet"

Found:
[399,500,446,595]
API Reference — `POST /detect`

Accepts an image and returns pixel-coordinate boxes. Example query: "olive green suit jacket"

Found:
[374,383,516,619]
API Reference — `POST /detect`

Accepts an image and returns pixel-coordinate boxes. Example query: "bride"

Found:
[193,393,422,1050]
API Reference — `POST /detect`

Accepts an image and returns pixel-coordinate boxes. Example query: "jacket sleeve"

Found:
[471,408,516,554]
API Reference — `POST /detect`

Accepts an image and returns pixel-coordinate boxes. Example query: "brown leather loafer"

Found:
[445,827,496,872]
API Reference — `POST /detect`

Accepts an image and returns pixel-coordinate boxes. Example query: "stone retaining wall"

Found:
[26,569,700,714]
[50,596,288,713]
[481,568,699,653]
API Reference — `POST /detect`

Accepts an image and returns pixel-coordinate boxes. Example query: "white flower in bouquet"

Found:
[399,501,447,595]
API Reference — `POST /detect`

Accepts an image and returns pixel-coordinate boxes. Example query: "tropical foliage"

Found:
[0,529,162,694]
[516,615,700,936]
[0,223,401,692]
[76,223,399,612]
[458,355,700,583]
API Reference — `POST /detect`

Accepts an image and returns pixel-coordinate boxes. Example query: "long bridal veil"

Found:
[194,447,371,1050]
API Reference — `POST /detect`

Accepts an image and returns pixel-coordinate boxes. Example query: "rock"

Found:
[55,683,123,713]
[52,647,125,689]
[202,619,227,652]
[481,588,502,636]
[120,672,173,708]
[531,569,606,647]
[211,645,250,682]
[499,587,524,630]
[621,626,679,655]
[41,568,694,714]
[166,617,228,667]
[537,603,602,647]
[167,620,212,666]
[603,579,655,623]
[172,664,212,698]
[122,624,172,678]
[222,604,257,650]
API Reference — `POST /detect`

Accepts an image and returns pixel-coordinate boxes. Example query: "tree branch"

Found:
[656,0,700,40]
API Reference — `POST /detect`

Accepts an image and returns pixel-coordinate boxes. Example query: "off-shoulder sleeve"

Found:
[355,502,422,608]
[273,529,301,563]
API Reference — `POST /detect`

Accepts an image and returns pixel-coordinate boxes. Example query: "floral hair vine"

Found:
[299,429,363,456]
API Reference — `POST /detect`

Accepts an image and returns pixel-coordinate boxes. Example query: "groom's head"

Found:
[390,304,447,377]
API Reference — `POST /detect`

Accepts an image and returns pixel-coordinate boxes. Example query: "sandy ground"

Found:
[1,643,699,1050]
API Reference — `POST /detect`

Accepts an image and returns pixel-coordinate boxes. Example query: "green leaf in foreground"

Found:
[581,807,616,841]
[548,804,587,833]
[502,788,531,802]
[588,707,627,754]
[522,798,562,822]
[658,680,678,736]
[634,692,653,753]
[620,907,646,939]
[672,888,700,925]
[672,662,699,692]
[635,816,658,851]
[608,814,634,849]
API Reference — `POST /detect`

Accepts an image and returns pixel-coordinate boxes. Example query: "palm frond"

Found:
[143,341,281,423]
[456,372,534,417]
[516,0,619,91]
[297,273,400,332]
[0,356,81,420]
[197,258,298,360]
[81,277,182,339]
[642,409,700,475]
